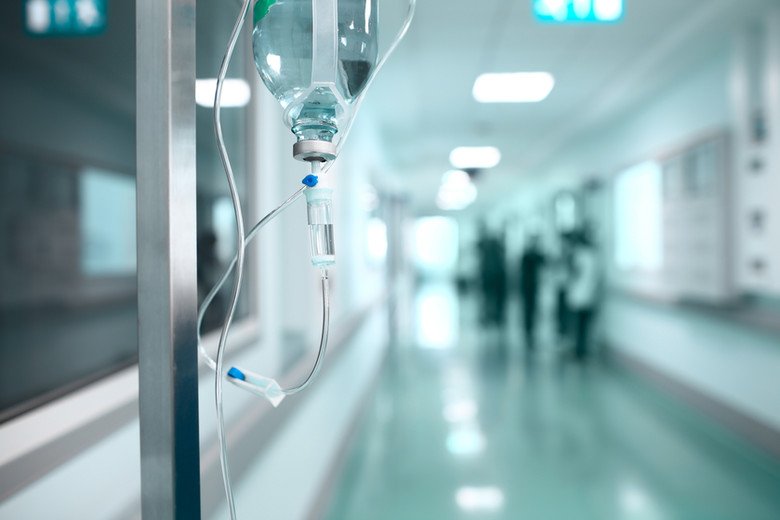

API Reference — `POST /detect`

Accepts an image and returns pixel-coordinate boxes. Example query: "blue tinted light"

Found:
[25,0,107,36]
[534,0,623,23]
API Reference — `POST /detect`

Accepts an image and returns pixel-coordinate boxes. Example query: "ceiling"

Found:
[2,0,774,215]
[361,0,774,214]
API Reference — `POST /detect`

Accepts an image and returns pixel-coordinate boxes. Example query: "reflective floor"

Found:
[322,284,780,520]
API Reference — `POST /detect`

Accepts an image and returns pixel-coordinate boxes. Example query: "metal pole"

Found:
[136,0,201,517]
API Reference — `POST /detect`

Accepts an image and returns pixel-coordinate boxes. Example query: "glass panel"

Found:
[0,0,137,422]
[0,0,257,422]
[195,0,254,333]
[0,150,138,422]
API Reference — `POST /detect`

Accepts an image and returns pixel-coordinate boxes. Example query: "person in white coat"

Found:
[567,230,600,360]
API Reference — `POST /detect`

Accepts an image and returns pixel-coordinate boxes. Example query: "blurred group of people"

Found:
[475,224,601,361]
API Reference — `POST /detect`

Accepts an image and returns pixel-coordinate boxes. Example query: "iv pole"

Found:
[136,0,202,517]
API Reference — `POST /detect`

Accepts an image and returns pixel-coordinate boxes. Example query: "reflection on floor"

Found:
[322,283,780,520]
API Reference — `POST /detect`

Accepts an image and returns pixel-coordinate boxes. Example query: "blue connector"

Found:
[302,174,319,187]
[227,367,246,381]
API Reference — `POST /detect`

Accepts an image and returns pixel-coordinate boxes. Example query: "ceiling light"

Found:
[473,72,555,103]
[455,487,505,513]
[443,399,478,423]
[196,78,251,108]
[437,170,477,211]
[437,186,477,211]
[450,146,501,169]
[441,169,472,186]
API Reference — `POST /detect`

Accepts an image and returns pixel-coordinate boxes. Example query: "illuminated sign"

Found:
[25,0,107,36]
[533,0,624,23]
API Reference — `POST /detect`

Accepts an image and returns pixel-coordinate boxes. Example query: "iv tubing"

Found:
[197,181,331,394]
[213,0,252,518]
[287,270,331,395]
[197,185,307,371]
[208,1,416,518]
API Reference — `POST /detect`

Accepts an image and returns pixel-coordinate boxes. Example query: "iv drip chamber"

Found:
[305,187,336,267]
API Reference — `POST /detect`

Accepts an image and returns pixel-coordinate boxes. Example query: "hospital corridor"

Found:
[324,287,780,519]
[1,0,780,519]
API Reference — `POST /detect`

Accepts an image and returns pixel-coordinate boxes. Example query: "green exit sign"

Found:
[533,0,623,23]
[25,0,107,36]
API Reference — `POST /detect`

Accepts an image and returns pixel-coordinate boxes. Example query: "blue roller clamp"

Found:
[227,367,246,381]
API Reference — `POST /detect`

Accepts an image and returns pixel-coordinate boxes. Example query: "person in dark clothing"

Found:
[519,235,544,350]
[553,233,574,345]
[197,230,224,331]
[477,225,507,328]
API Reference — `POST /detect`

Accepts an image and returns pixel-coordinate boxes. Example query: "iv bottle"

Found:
[252,0,378,145]
[305,188,335,267]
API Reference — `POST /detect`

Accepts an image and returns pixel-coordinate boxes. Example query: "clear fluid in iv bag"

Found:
[309,223,335,267]
[252,0,378,142]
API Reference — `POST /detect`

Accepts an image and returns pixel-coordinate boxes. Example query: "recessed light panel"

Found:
[196,78,251,108]
[437,170,477,211]
[455,487,505,513]
[473,72,554,103]
[449,147,501,169]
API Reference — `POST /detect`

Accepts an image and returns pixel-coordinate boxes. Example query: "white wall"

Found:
[604,295,780,431]
[517,48,731,199]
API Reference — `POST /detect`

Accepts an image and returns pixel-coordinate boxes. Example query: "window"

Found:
[195,0,255,333]
[0,0,137,422]
[613,161,663,272]
[0,0,257,423]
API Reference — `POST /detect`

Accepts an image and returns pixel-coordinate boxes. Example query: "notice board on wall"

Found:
[611,133,734,303]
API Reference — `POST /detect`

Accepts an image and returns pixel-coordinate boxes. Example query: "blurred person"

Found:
[519,234,545,350]
[567,228,600,361]
[477,224,507,329]
[197,230,225,331]
[552,233,574,345]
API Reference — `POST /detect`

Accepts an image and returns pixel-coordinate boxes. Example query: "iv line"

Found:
[197,181,333,397]
[213,0,252,518]
[206,0,418,386]
[197,184,307,372]
[209,1,417,519]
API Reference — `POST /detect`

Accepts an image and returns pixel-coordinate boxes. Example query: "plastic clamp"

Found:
[227,367,246,381]
[302,175,319,187]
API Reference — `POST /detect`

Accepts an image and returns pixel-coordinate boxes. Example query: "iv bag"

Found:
[252,0,379,156]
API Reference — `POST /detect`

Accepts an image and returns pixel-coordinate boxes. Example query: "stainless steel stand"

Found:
[136,0,201,517]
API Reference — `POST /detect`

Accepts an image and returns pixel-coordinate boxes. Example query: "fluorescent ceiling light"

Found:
[196,78,251,108]
[473,72,555,103]
[443,399,478,423]
[437,188,477,211]
[455,487,505,513]
[450,146,501,169]
[441,169,472,186]
[437,170,477,211]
